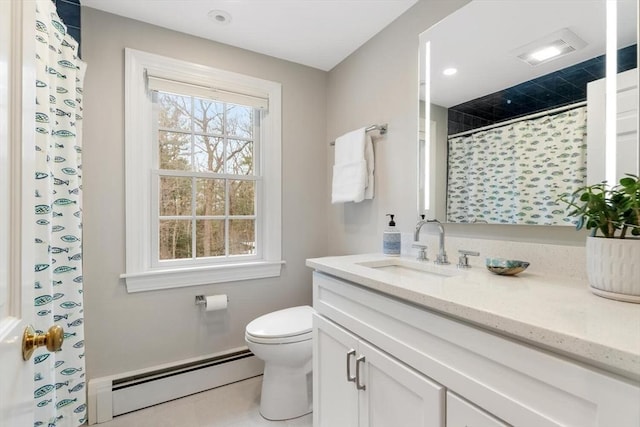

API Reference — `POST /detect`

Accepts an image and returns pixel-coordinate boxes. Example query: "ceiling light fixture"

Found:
[442,67,458,76]
[529,46,562,62]
[208,9,232,25]
[513,28,587,66]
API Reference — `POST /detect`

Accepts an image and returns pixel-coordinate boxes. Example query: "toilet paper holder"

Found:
[195,295,229,306]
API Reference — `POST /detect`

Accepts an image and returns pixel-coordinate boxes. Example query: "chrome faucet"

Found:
[414,218,449,265]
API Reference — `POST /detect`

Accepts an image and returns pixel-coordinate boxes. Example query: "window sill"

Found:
[120,260,285,293]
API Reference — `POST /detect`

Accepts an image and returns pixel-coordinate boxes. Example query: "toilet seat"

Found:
[245,306,313,344]
[245,330,312,345]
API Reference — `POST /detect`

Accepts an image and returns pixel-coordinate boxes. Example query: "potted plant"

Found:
[559,174,640,302]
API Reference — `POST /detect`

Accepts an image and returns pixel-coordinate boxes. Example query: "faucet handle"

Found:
[457,249,480,269]
[412,243,428,261]
[435,252,450,265]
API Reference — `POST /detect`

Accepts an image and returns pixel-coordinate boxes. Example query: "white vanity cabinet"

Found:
[311,270,640,427]
[313,313,445,427]
[447,392,510,427]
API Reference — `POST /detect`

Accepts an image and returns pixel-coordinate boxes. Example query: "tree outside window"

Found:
[156,92,257,261]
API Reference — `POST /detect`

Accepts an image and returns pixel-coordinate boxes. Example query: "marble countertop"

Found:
[306,253,640,381]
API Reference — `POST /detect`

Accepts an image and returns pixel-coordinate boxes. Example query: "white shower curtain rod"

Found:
[448,100,587,139]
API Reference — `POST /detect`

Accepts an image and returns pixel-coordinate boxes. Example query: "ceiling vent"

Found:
[513,28,587,66]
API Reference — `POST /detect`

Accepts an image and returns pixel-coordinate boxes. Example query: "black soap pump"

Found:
[383,214,401,256]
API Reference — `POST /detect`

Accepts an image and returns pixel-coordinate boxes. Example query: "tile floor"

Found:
[98,376,312,427]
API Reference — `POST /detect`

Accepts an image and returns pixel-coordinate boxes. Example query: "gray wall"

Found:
[326,0,586,254]
[81,8,328,379]
[431,103,448,220]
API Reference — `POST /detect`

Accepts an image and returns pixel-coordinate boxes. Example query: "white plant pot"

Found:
[586,236,640,303]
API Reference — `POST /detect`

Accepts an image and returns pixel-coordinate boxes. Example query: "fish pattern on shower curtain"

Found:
[446,106,588,225]
[33,0,87,425]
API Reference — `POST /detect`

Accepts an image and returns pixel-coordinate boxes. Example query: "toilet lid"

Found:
[245,305,313,340]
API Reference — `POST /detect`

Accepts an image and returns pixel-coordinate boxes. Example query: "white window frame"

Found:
[122,48,282,293]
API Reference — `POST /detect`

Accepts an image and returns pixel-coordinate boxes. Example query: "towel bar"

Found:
[330,124,387,146]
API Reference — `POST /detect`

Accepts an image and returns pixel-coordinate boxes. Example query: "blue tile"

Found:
[67,26,81,46]
[56,0,80,28]
[618,44,637,71]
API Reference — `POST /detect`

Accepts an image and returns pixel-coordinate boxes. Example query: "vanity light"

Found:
[442,67,458,76]
[208,9,232,25]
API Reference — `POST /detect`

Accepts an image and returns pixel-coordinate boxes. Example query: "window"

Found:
[122,49,282,292]
[152,89,259,263]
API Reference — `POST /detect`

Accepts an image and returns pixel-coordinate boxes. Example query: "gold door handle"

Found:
[22,325,64,361]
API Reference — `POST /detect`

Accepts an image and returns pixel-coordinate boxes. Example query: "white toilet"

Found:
[245,305,313,421]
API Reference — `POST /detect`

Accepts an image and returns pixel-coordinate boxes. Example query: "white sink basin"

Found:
[357,258,460,280]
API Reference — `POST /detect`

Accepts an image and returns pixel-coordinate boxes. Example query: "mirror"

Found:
[419,0,638,225]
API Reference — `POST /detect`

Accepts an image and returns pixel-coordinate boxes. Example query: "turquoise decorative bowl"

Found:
[486,258,530,276]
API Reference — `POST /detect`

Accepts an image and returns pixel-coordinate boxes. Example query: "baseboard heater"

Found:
[87,347,264,424]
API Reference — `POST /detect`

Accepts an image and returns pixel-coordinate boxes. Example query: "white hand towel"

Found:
[332,128,369,204]
[364,134,375,200]
[332,160,368,203]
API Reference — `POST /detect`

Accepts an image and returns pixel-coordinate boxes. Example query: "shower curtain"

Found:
[446,106,587,225]
[34,0,87,425]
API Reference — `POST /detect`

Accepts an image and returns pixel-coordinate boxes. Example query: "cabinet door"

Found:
[359,341,445,427]
[447,391,510,427]
[313,314,359,427]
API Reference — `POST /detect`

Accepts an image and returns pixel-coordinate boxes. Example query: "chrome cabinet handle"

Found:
[346,349,356,382]
[355,355,366,390]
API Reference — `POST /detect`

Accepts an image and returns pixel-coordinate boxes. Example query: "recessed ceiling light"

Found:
[442,68,457,76]
[208,10,232,25]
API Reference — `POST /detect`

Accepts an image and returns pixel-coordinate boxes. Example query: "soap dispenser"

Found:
[383,214,401,256]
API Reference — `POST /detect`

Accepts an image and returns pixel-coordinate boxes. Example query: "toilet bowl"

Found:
[245,305,313,421]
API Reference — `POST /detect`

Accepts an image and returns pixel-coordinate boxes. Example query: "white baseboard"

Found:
[87,347,264,424]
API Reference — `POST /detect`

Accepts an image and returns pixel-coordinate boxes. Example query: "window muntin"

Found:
[153,91,259,265]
